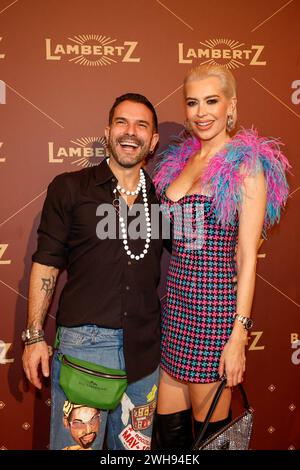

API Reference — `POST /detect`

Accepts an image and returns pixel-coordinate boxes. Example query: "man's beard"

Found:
[107,134,150,168]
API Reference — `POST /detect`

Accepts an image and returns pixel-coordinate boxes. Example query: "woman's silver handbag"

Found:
[192,379,253,450]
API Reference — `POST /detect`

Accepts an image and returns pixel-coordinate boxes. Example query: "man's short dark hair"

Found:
[109,93,158,132]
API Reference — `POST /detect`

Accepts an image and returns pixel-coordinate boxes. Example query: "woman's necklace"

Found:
[107,158,151,261]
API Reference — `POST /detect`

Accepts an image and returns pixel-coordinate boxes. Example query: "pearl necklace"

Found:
[107,158,142,195]
[107,158,151,261]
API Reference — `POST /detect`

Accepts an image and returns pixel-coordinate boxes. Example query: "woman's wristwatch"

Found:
[234,314,253,331]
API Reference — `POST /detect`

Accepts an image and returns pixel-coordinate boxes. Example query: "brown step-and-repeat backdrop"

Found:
[0,0,299,450]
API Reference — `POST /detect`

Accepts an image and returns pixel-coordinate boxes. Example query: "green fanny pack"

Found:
[58,353,128,410]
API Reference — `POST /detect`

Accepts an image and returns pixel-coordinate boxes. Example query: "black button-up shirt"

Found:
[32,159,163,383]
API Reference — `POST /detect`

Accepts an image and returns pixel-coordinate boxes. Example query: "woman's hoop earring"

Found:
[226,115,234,132]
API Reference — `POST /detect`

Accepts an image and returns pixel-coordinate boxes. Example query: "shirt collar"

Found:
[94,158,154,192]
[94,158,116,185]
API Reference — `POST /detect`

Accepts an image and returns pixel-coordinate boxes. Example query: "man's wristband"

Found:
[21,328,44,342]
[24,336,45,346]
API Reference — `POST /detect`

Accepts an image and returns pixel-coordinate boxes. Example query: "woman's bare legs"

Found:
[154,370,193,449]
[157,370,191,414]
[154,370,232,449]
[189,382,231,421]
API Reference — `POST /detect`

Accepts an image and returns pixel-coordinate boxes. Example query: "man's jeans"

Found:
[50,325,159,450]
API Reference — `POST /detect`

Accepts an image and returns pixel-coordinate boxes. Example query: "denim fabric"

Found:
[50,325,159,450]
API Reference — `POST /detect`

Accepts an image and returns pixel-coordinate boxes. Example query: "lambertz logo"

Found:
[48,137,109,166]
[291,80,300,105]
[0,244,11,264]
[0,341,14,364]
[179,38,266,69]
[0,81,5,105]
[291,333,300,365]
[0,37,5,59]
[0,142,5,162]
[46,35,140,66]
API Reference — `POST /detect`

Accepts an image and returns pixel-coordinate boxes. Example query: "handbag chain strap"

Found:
[193,379,251,449]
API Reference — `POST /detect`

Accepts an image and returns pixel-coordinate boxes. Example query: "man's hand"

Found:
[22,341,49,389]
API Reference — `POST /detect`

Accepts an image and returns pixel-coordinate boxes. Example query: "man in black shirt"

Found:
[22,93,162,450]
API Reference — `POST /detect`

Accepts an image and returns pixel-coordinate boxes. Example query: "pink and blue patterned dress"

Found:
[154,129,290,383]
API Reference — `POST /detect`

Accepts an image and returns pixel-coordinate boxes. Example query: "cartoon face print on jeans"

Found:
[62,400,101,450]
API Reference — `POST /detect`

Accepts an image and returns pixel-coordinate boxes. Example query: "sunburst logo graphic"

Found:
[68,34,117,66]
[199,39,245,69]
[70,137,108,166]
[48,137,109,165]
[179,39,266,68]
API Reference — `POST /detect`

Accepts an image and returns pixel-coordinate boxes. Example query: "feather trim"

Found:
[153,134,201,196]
[153,128,291,235]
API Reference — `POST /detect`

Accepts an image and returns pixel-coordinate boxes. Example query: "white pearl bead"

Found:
[116,169,151,262]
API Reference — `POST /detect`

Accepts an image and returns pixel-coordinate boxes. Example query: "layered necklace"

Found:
[107,158,151,261]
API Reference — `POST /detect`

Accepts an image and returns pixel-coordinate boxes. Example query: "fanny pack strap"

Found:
[54,326,62,349]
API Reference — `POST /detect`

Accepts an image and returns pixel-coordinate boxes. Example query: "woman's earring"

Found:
[226,115,234,132]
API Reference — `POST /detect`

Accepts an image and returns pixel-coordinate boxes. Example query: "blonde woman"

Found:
[153,64,290,449]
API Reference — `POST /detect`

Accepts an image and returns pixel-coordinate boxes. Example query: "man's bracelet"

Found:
[21,328,44,342]
[24,336,45,346]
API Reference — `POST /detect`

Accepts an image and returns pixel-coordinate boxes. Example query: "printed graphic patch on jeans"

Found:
[131,400,156,431]
[119,425,151,450]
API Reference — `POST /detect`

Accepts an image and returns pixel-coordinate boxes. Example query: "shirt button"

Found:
[112,177,116,183]
[123,311,128,316]
[126,285,130,291]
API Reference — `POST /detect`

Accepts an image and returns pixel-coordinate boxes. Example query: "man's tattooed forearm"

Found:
[41,275,56,297]
[28,308,49,331]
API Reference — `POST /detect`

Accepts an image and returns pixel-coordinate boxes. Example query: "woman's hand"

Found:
[218,333,246,387]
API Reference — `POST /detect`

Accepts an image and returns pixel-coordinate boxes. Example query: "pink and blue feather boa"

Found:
[153,128,291,237]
